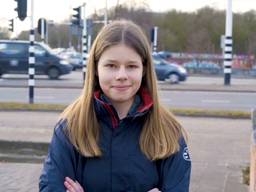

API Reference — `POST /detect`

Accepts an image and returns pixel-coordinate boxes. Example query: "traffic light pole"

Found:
[41,19,45,42]
[82,3,87,82]
[28,0,35,103]
[151,26,158,53]
[104,0,108,26]
[224,0,233,85]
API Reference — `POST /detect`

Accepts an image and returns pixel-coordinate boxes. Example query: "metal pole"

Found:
[42,19,48,44]
[88,34,92,52]
[82,3,87,82]
[104,0,108,26]
[45,21,48,44]
[151,27,158,53]
[224,0,233,85]
[250,109,256,191]
[28,0,35,104]
[153,26,158,53]
[68,2,72,48]
[252,109,256,144]
[41,19,45,42]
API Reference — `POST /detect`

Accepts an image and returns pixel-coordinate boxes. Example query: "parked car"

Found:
[157,51,172,61]
[251,66,256,77]
[0,40,73,79]
[153,54,187,84]
[183,60,221,74]
[58,50,87,70]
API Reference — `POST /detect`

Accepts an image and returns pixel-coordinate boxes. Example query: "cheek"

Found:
[97,70,111,89]
[131,71,143,82]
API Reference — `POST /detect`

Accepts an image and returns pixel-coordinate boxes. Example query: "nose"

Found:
[115,66,128,81]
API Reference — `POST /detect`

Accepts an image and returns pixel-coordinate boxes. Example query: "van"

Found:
[0,40,73,79]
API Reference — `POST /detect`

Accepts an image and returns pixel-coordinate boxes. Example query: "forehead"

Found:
[99,44,142,63]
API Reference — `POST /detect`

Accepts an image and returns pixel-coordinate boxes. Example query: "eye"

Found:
[127,64,138,69]
[105,63,116,68]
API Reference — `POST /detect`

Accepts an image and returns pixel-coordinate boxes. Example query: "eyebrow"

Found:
[103,59,141,64]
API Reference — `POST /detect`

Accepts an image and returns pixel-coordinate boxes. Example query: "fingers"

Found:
[64,177,84,192]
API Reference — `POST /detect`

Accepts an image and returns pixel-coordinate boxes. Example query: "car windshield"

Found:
[152,54,169,64]
[38,43,55,55]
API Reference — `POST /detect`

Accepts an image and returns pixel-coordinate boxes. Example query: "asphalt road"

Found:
[0,71,255,88]
[1,87,256,111]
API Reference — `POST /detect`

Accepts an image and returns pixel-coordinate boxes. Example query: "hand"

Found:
[148,188,161,192]
[64,177,84,192]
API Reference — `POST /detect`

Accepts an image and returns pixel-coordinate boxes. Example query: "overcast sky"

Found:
[1,0,256,34]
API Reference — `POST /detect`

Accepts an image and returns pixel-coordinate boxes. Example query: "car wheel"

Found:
[165,73,179,84]
[48,67,60,79]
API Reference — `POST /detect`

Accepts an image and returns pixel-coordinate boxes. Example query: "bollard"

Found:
[250,109,256,192]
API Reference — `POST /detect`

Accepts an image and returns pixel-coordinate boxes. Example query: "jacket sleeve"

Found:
[39,120,77,192]
[158,137,191,192]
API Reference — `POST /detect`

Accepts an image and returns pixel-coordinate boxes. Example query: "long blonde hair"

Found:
[60,20,187,160]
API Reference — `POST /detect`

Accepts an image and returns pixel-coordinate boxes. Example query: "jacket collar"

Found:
[93,87,153,128]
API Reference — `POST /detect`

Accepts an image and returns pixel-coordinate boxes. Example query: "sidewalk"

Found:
[0,111,251,191]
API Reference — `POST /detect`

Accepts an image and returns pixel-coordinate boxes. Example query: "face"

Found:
[97,44,144,106]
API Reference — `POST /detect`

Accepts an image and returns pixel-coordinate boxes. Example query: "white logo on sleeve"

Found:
[183,147,191,161]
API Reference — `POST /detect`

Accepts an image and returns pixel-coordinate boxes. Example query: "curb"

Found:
[0,140,49,163]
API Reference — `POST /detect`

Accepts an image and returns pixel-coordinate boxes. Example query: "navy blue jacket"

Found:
[39,89,191,192]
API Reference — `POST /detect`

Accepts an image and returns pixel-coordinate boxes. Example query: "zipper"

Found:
[110,119,123,191]
[110,128,113,192]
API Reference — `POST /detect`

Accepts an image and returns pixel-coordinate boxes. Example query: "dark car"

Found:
[0,40,73,79]
[153,54,187,83]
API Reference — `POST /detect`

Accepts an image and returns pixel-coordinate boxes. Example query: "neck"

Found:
[111,99,134,120]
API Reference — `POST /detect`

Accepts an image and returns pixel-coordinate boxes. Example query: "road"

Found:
[0,71,255,88]
[1,87,256,111]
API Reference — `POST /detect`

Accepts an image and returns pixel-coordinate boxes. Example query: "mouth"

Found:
[112,85,131,91]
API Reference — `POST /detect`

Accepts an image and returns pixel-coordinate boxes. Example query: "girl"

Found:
[39,20,191,192]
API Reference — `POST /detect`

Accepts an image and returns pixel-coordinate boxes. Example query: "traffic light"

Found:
[72,6,81,26]
[14,0,27,21]
[9,19,14,32]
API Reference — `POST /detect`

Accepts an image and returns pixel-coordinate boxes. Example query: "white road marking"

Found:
[35,96,56,99]
[202,99,230,104]
[161,98,171,101]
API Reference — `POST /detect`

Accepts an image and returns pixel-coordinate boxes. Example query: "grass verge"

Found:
[242,166,250,185]
[172,108,250,119]
[0,102,66,111]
